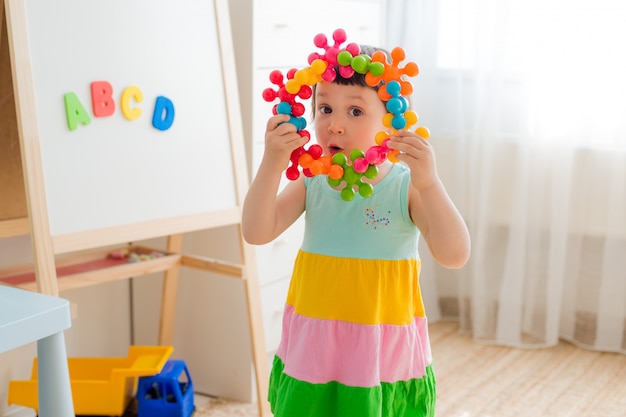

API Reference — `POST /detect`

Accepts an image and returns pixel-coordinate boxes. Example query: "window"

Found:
[433,0,626,149]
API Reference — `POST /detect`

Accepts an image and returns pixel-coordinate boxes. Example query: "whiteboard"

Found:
[15,0,238,237]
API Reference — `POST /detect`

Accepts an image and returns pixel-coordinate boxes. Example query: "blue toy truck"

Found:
[136,359,195,417]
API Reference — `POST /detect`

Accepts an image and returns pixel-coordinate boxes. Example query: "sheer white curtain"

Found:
[385,0,626,353]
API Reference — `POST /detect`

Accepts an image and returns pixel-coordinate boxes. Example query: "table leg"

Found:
[37,332,75,417]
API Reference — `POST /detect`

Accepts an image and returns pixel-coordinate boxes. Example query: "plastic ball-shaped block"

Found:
[386,97,405,114]
[398,97,408,112]
[386,80,402,97]
[388,149,400,163]
[378,88,392,102]
[332,152,348,166]
[328,164,344,180]
[276,102,291,115]
[383,113,394,128]
[341,187,356,201]
[369,62,385,77]
[346,43,360,56]
[308,52,321,65]
[337,50,352,66]
[291,116,306,130]
[291,146,306,160]
[303,168,314,177]
[314,33,328,48]
[311,59,328,75]
[416,126,431,139]
[291,102,305,117]
[359,182,374,198]
[277,88,293,103]
[352,157,370,173]
[298,153,314,168]
[343,166,359,185]
[365,146,385,165]
[328,176,342,187]
[400,82,414,97]
[349,148,365,162]
[286,166,300,180]
[391,114,407,130]
[262,88,277,102]
[285,79,301,95]
[332,28,347,44]
[404,61,419,77]
[299,85,313,99]
[309,160,325,175]
[405,110,418,127]
[338,66,355,79]
[391,47,407,62]
[351,55,370,74]
[326,48,340,65]
[322,68,336,82]
[364,164,379,179]
[308,144,323,159]
[381,138,391,149]
[375,131,389,145]
[319,155,332,170]
[295,68,318,88]
[294,68,309,83]
[269,70,283,84]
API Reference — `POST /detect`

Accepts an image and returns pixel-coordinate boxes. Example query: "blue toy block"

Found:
[136,359,195,417]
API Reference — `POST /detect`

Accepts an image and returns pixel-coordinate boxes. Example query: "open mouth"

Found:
[328,145,343,155]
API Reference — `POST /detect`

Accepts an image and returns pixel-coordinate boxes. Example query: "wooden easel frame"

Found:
[1,1,269,415]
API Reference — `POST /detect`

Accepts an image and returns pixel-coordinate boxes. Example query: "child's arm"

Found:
[242,114,308,245]
[387,130,471,269]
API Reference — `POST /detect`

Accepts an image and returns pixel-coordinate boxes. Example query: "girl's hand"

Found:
[262,114,309,173]
[387,130,438,191]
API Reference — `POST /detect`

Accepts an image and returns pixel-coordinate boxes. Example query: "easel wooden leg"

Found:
[159,233,183,345]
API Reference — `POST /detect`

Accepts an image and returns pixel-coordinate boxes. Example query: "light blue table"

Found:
[0,285,75,417]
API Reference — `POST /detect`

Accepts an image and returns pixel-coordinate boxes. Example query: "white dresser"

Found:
[231,0,386,358]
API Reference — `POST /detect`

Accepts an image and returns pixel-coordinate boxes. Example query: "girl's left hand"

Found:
[386,130,438,191]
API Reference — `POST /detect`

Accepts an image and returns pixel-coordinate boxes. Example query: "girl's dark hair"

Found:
[311,45,390,119]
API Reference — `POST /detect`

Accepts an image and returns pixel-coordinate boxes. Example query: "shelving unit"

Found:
[0,246,180,292]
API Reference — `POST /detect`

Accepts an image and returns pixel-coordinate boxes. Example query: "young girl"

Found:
[242,46,470,417]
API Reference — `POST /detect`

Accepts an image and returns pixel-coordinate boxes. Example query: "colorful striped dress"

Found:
[268,163,436,417]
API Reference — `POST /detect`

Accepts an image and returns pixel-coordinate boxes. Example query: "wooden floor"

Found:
[431,321,626,417]
[194,321,626,417]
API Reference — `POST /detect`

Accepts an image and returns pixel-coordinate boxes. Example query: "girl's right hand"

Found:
[262,114,309,173]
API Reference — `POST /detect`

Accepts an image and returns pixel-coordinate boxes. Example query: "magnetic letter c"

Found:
[121,86,144,121]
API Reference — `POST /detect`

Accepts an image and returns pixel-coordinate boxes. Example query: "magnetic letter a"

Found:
[64,92,92,131]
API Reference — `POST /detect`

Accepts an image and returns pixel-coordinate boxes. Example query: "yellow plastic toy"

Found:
[8,345,173,416]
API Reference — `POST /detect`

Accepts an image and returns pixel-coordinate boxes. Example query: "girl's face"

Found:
[313,82,387,157]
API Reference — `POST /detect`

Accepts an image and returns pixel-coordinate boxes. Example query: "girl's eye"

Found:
[318,105,331,114]
[349,108,363,117]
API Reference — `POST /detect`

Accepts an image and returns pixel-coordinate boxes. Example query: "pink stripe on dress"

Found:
[276,305,432,387]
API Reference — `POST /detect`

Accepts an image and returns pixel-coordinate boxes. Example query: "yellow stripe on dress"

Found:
[286,251,425,325]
